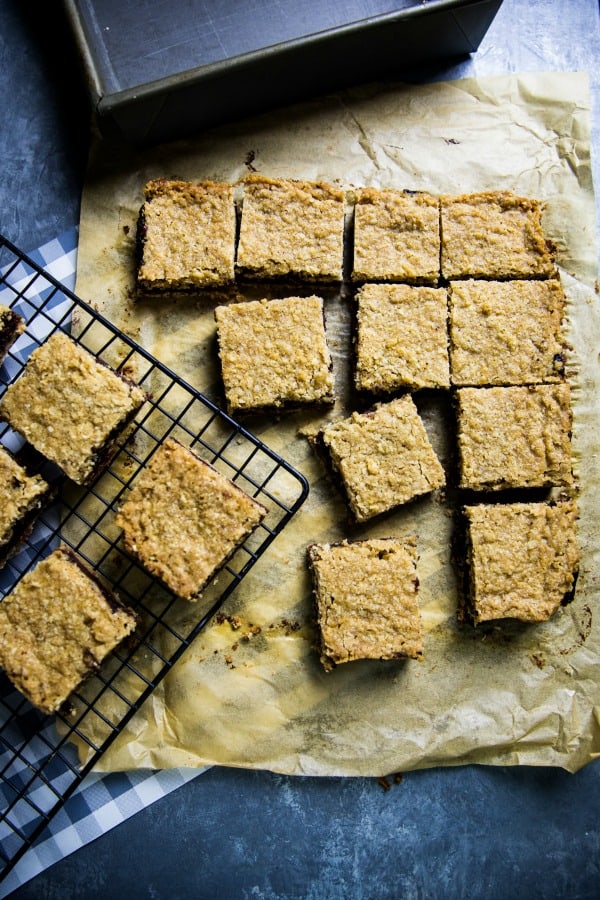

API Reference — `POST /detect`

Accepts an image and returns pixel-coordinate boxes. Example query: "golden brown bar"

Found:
[0,547,138,714]
[317,395,445,522]
[441,191,555,280]
[0,304,25,364]
[449,279,566,386]
[0,446,52,566]
[137,178,236,290]
[307,537,423,670]
[463,500,579,623]
[354,283,450,393]
[215,295,335,414]
[115,438,267,601]
[0,332,147,485]
[236,175,345,282]
[352,187,440,283]
[456,383,573,491]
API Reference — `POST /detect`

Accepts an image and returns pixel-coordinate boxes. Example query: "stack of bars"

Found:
[136,176,580,670]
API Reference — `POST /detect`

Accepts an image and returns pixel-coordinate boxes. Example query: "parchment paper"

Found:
[74,72,600,775]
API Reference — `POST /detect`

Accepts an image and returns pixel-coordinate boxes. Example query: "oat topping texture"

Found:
[463,500,579,624]
[440,191,556,279]
[0,304,25,364]
[318,395,445,522]
[456,383,573,491]
[236,175,345,281]
[115,438,267,601]
[308,537,423,670]
[354,283,450,392]
[0,445,52,564]
[215,295,335,413]
[352,187,440,283]
[137,178,236,290]
[0,331,147,485]
[449,279,566,386]
[0,547,138,714]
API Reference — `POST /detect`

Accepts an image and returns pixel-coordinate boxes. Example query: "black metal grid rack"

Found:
[0,234,309,883]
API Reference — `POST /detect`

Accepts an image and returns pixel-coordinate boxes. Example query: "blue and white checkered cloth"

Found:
[0,229,205,898]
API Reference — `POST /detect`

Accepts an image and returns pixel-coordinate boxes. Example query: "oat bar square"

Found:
[463,500,579,624]
[0,331,147,485]
[441,191,555,280]
[215,295,335,413]
[308,537,423,670]
[137,178,236,290]
[354,283,450,393]
[449,279,566,386]
[0,304,25,364]
[0,547,138,714]
[236,175,345,282]
[456,384,573,491]
[0,445,52,566]
[115,438,267,601]
[352,188,440,283]
[318,395,445,522]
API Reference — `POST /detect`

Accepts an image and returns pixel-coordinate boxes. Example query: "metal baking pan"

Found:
[63,0,503,145]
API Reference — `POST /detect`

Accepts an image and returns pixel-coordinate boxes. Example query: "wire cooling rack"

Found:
[0,233,309,883]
